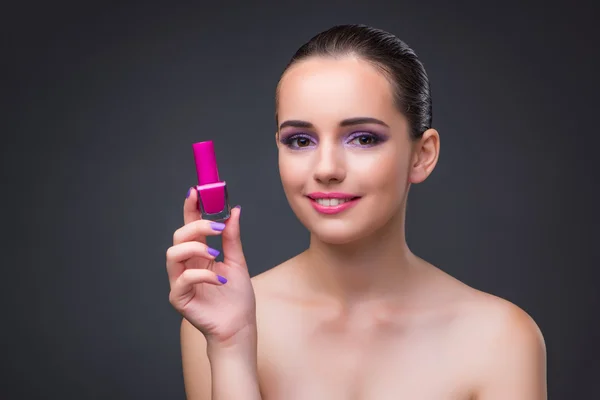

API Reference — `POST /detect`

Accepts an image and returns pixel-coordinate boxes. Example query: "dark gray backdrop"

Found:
[3,1,598,399]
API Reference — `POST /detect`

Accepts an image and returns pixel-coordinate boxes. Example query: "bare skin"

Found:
[181,253,546,399]
[174,55,547,399]
[251,255,545,399]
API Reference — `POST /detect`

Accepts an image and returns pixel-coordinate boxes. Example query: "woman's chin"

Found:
[291,200,396,245]
[318,236,359,245]
[309,221,369,245]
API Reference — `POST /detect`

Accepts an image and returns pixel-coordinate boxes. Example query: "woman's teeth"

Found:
[315,198,353,206]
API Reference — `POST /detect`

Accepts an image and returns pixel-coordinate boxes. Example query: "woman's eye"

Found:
[349,134,378,146]
[281,134,315,149]
[295,137,311,147]
[357,136,374,145]
[282,132,382,149]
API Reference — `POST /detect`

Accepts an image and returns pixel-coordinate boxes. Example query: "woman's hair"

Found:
[275,24,432,140]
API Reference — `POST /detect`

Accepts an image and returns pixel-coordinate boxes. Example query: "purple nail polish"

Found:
[217,275,227,284]
[210,222,226,231]
[186,187,192,198]
[208,247,220,257]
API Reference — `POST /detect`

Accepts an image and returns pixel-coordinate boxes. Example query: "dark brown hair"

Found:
[275,24,432,139]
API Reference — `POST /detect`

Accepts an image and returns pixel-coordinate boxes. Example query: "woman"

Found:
[166,24,547,399]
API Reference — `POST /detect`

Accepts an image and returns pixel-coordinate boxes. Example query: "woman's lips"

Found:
[307,196,361,215]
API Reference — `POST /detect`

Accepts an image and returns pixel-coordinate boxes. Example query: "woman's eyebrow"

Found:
[339,117,389,128]
[279,120,313,130]
[279,117,389,130]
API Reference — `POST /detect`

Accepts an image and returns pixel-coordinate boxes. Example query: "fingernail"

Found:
[210,222,226,231]
[186,187,192,198]
[217,275,227,284]
[234,205,241,209]
[208,247,220,257]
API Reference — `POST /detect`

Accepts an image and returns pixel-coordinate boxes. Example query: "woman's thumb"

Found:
[221,206,246,268]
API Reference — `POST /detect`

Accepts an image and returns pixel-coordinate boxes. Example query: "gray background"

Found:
[3,0,598,399]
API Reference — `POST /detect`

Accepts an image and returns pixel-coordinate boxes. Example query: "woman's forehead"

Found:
[277,56,397,120]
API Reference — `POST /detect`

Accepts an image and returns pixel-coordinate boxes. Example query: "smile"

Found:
[314,198,355,206]
[306,192,361,215]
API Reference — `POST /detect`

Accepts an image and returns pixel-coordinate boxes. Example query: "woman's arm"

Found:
[181,318,262,400]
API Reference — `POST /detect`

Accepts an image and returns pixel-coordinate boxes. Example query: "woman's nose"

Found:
[312,141,346,184]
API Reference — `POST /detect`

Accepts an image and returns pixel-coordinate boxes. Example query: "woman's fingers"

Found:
[166,241,222,285]
[173,218,226,245]
[183,187,202,226]
[169,269,227,308]
[221,206,247,269]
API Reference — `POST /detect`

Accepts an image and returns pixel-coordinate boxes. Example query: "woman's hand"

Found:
[167,187,256,349]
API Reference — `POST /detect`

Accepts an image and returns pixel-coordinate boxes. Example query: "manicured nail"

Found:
[207,247,220,257]
[234,205,241,209]
[186,187,192,198]
[217,275,227,284]
[210,222,226,231]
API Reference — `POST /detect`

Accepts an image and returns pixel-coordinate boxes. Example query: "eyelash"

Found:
[280,132,385,150]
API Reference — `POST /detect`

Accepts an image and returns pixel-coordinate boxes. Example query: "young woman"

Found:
[166,24,547,400]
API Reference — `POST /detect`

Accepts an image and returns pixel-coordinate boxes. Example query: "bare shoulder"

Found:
[426,263,547,398]
[447,279,544,344]
[249,255,316,345]
[446,280,547,398]
[250,252,304,292]
[473,293,544,347]
[434,265,546,356]
[250,256,299,309]
[426,264,545,346]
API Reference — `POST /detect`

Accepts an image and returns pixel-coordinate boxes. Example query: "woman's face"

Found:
[276,56,430,245]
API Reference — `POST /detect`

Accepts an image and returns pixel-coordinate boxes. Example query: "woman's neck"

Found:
[298,210,420,308]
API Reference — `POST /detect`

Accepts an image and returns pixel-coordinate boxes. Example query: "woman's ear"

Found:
[409,128,440,184]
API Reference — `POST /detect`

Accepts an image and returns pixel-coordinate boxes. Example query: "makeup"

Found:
[306,192,361,215]
[192,140,231,221]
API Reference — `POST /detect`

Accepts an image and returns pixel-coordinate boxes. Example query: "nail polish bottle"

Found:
[192,140,231,221]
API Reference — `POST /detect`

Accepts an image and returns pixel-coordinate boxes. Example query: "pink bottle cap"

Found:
[192,141,220,185]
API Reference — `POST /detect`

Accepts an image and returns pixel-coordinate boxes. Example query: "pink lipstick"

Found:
[307,192,361,215]
[192,140,231,221]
